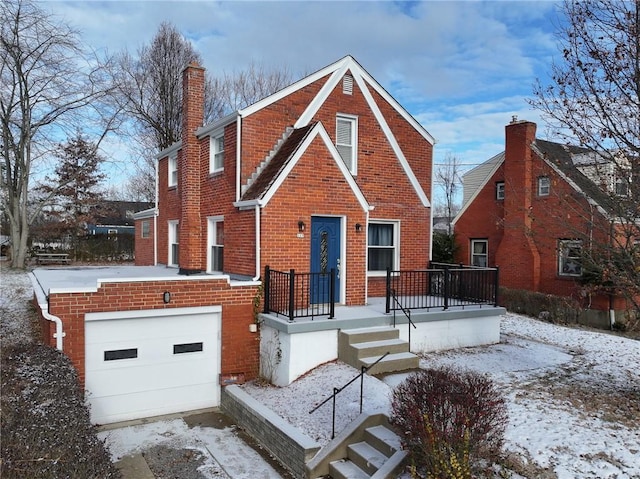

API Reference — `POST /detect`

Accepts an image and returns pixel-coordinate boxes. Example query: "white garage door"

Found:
[85,306,221,425]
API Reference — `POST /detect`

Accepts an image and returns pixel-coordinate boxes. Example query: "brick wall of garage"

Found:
[39,277,260,389]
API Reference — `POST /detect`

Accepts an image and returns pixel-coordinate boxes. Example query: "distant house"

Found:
[453,119,637,326]
[86,201,153,236]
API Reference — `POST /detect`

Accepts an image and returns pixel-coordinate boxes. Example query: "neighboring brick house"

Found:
[32,55,436,425]
[136,55,434,301]
[453,119,635,325]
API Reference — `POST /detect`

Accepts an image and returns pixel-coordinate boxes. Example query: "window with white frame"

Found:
[558,239,582,276]
[168,220,179,267]
[496,182,505,200]
[615,177,629,196]
[336,115,358,174]
[141,220,150,238]
[207,217,224,273]
[471,239,488,267]
[538,176,550,196]
[168,153,178,187]
[368,221,398,273]
[210,133,224,173]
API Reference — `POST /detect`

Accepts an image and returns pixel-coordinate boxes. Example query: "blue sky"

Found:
[43,0,563,205]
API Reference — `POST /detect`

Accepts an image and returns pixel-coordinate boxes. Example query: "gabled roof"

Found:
[235,122,370,212]
[453,152,504,225]
[533,139,617,216]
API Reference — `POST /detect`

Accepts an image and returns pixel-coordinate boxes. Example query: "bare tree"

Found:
[530,0,639,314]
[1,0,115,268]
[111,22,293,201]
[434,153,462,235]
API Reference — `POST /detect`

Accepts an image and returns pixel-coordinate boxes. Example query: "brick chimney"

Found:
[495,120,541,290]
[178,62,205,275]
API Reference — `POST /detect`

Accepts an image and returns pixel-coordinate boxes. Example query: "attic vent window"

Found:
[343,75,353,95]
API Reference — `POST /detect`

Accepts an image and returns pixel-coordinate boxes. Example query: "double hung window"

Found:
[368,222,398,273]
[168,153,178,187]
[208,217,224,273]
[210,134,224,173]
[558,240,582,276]
[336,115,358,174]
[471,239,488,267]
[168,220,179,267]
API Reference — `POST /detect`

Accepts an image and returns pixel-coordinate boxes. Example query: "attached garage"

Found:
[85,306,221,425]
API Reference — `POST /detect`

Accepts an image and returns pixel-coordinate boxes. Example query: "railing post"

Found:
[263,265,271,313]
[443,266,449,310]
[385,268,391,314]
[494,266,500,307]
[288,269,295,322]
[329,268,335,319]
[332,387,338,439]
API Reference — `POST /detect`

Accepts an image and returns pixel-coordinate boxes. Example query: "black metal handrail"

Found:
[263,266,335,321]
[385,265,499,313]
[308,352,390,439]
[389,288,417,349]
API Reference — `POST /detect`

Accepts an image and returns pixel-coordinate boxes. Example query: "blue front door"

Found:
[310,217,341,303]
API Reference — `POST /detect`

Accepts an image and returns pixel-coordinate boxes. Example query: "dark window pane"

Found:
[368,248,393,271]
[104,348,138,361]
[173,342,204,354]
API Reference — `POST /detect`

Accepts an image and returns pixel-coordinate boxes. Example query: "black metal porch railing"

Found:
[385,264,499,313]
[263,266,335,322]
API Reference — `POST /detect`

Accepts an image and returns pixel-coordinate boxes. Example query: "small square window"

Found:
[538,176,550,196]
[496,182,505,200]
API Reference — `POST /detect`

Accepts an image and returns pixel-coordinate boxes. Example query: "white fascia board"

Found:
[133,208,158,220]
[156,141,181,160]
[352,70,431,208]
[233,199,265,209]
[239,56,354,118]
[452,152,504,226]
[260,122,370,212]
[353,59,435,146]
[196,112,238,139]
[533,145,611,218]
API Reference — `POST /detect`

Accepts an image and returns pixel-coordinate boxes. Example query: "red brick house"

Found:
[32,55,444,424]
[453,119,635,326]
[135,55,434,301]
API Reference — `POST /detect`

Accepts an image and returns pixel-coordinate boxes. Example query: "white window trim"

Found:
[558,239,583,277]
[538,176,550,196]
[496,182,505,200]
[336,114,358,175]
[168,220,179,267]
[168,153,178,187]
[207,216,224,273]
[471,239,488,267]
[210,132,224,174]
[367,220,400,277]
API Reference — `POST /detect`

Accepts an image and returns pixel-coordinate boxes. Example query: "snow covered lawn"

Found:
[243,314,640,479]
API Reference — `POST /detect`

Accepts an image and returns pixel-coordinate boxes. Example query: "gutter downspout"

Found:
[154,157,159,265]
[28,273,64,351]
[253,204,261,281]
[236,115,242,203]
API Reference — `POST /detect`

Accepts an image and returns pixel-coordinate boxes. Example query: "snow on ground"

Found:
[243,314,640,479]
[2,265,639,478]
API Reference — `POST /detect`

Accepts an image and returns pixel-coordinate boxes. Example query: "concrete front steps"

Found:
[306,414,406,479]
[338,327,419,375]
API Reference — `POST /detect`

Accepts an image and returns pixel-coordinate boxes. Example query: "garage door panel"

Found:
[85,309,221,425]
[88,383,218,425]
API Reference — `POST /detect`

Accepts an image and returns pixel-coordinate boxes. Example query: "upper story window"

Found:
[168,220,179,267]
[538,176,550,196]
[342,75,353,95]
[210,133,224,173]
[168,153,178,187]
[368,221,398,275]
[615,177,629,196]
[496,182,505,200]
[558,239,582,277]
[336,114,358,175]
[471,239,488,267]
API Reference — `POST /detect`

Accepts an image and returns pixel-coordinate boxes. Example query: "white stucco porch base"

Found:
[260,303,506,387]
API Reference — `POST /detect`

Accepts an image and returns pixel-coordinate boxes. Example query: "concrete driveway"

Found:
[98,409,290,479]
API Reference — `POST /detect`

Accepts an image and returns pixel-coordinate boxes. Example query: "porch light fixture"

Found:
[355,223,362,232]
[298,220,305,233]
[163,291,171,303]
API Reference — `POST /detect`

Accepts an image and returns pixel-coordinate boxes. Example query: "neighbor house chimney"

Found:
[495,120,541,290]
[178,62,205,275]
